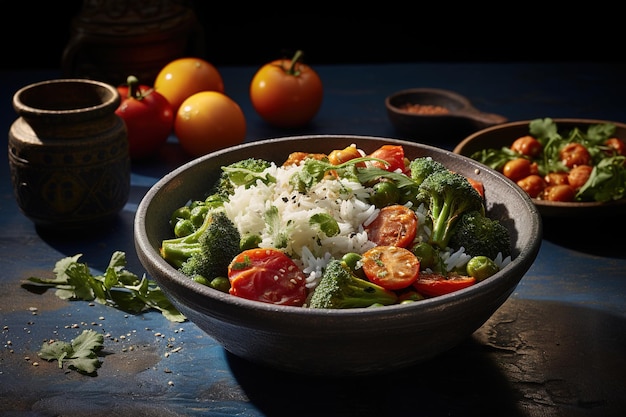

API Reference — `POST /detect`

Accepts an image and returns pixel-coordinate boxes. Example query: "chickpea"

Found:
[511,135,542,157]
[517,174,546,198]
[543,184,576,202]
[605,137,626,156]
[560,143,590,168]
[544,172,569,186]
[567,165,593,189]
[502,158,536,182]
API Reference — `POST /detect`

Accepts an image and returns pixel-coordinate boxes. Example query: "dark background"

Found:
[3,1,622,72]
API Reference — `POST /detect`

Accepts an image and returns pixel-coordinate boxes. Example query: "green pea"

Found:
[170,206,191,227]
[190,205,209,228]
[192,275,210,285]
[369,180,400,208]
[411,242,436,269]
[174,219,195,237]
[341,252,367,279]
[466,256,499,281]
[209,276,231,293]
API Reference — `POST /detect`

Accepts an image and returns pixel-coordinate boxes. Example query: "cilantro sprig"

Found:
[38,329,104,375]
[24,251,186,323]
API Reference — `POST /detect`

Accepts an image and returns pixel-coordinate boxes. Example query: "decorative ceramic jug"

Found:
[8,78,131,230]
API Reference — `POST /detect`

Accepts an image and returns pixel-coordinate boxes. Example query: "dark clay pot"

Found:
[8,78,130,230]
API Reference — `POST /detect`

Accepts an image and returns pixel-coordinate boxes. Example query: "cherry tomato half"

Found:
[361,245,420,290]
[413,272,476,297]
[228,248,307,306]
[365,204,417,248]
[115,75,174,160]
[367,145,407,173]
[250,50,323,128]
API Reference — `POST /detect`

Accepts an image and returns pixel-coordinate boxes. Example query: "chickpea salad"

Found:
[469,118,626,203]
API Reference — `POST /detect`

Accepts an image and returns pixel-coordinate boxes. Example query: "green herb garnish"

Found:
[24,251,186,323]
[38,329,104,375]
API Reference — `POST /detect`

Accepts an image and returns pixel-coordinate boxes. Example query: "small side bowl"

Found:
[454,118,626,217]
[386,88,507,144]
[135,135,541,376]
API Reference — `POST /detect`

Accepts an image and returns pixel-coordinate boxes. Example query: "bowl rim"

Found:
[135,134,542,318]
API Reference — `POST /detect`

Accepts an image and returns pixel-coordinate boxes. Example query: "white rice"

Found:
[223,161,379,289]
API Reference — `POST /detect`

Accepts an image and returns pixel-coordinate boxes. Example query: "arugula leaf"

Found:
[24,251,186,323]
[38,329,104,375]
[290,156,388,192]
[576,155,626,202]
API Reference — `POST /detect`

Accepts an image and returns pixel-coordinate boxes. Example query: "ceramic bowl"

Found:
[385,88,507,144]
[134,135,542,376]
[453,118,626,217]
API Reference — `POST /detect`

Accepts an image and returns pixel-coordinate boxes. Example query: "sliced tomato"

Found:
[413,272,476,297]
[228,248,307,306]
[368,145,406,172]
[361,245,420,290]
[365,204,417,248]
[466,177,484,198]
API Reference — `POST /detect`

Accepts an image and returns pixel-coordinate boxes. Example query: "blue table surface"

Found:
[1,62,625,417]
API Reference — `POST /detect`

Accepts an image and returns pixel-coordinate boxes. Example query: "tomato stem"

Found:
[125,75,154,101]
[287,50,304,76]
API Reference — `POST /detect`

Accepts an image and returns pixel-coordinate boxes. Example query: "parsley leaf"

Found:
[38,329,104,375]
[24,251,186,323]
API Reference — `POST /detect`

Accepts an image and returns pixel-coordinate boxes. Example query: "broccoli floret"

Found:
[309,260,398,309]
[416,170,485,250]
[409,156,448,185]
[213,158,274,198]
[449,210,511,260]
[160,209,241,281]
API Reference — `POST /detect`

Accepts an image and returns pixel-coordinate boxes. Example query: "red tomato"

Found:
[466,177,484,198]
[250,50,323,128]
[228,248,307,306]
[413,272,476,297]
[115,75,174,160]
[361,245,420,290]
[365,204,417,248]
[367,145,407,172]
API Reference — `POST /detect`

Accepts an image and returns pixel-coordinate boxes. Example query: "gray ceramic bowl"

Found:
[134,135,542,376]
[454,118,626,218]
